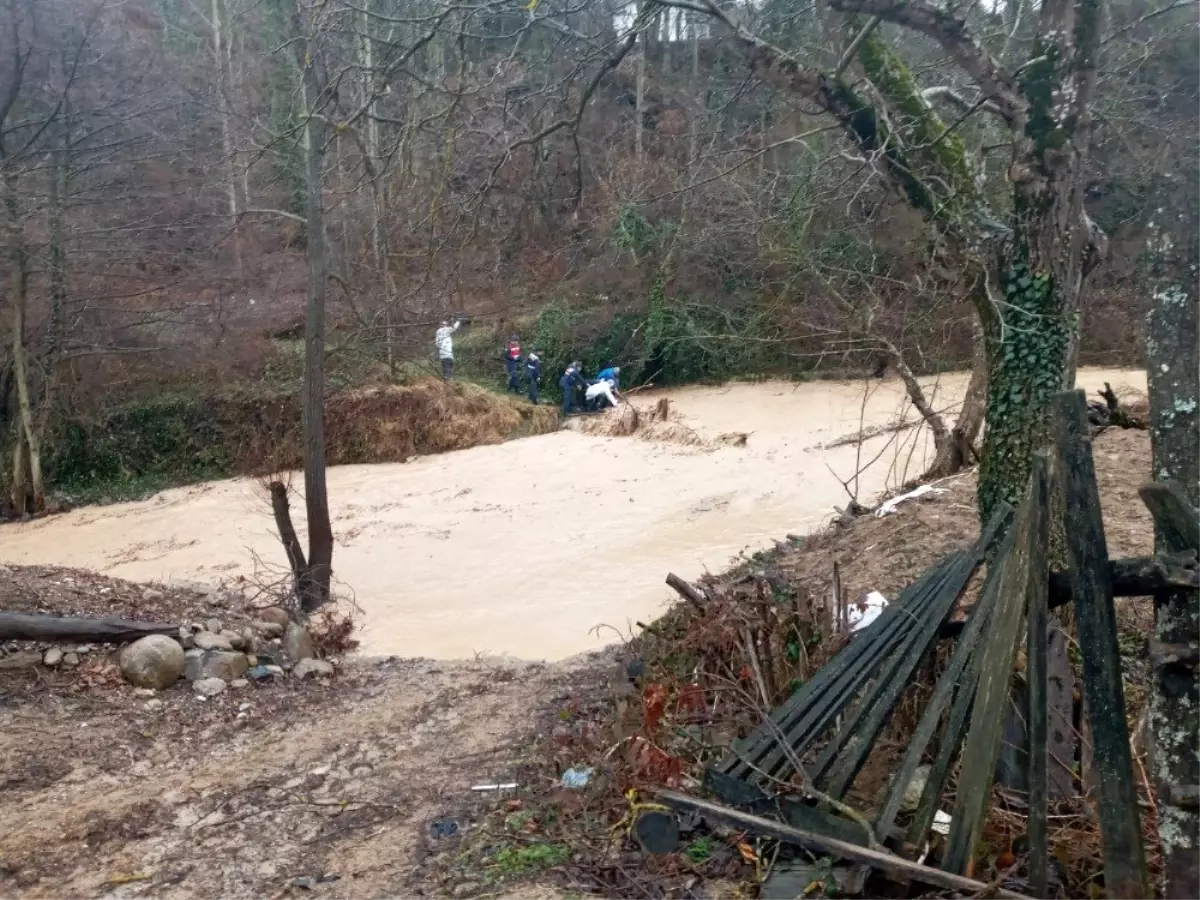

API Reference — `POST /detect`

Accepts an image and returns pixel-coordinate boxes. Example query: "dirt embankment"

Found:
[47,378,559,504]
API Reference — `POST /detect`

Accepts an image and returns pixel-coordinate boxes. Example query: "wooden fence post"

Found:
[1053,390,1149,898]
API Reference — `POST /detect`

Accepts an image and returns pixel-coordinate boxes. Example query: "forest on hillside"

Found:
[0,0,1196,509]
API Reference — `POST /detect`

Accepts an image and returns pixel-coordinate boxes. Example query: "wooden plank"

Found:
[654,790,1030,899]
[1139,482,1200,554]
[1053,390,1149,898]
[719,560,949,777]
[943,469,1040,875]
[1025,454,1051,899]
[874,544,1004,836]
[1045,622,1077,799]
[730,507,1013,785]
[750,555,965,782]
[906,522,1020,847]
[814,546,983,798]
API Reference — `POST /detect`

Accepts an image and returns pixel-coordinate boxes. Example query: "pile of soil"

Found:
[576,397,747,450]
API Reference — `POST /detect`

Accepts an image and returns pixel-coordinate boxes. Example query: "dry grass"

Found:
[216,378,559,476]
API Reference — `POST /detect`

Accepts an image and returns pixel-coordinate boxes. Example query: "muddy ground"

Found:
[0,569,615,898]
[0,425,1159,899]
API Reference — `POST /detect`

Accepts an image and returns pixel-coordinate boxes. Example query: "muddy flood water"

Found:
[0,368,1144,661]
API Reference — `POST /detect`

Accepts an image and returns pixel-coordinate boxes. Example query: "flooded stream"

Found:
[0,368,1144,661]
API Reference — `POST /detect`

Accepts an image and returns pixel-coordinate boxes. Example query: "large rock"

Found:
[292,658,335,680]
[221,630,247,651]
[183,650,250,682]
[194,631,234,652]
[283,623,314,663]
[258,607,292,628]
[119,635,185,689]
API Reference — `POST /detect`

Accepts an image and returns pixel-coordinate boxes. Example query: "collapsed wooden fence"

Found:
[658,390,1199,898]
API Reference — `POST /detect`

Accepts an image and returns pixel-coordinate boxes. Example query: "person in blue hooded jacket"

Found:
[594,365,620,389]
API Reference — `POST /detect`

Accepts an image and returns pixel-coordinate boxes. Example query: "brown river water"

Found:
[0,368,1144,661]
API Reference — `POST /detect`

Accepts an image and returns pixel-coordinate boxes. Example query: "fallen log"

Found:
[654,790,1029,899]
[665,573,706,613]
[0,612,177,644]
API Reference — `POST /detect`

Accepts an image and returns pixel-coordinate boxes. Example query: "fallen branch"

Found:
[665,573,706,613]
[654,790,1029,899]
[0,612,177,643]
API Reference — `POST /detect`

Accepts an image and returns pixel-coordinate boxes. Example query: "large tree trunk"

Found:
[976,0,1104,521]
[296,3,333,613]
[1144,175,1200,900]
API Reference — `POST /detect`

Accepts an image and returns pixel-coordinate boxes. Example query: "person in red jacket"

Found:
[503,334,522,393]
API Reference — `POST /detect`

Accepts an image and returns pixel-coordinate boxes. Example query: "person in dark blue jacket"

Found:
[525,353,542,404]
[559,362,584,414]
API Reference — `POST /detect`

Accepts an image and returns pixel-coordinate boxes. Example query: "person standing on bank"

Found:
[525,352,542,405]
[504,334,523,393]
[435,317,462,380]
[559,362,584,415]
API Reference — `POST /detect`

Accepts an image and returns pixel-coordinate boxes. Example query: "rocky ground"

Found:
[0,569,615,898]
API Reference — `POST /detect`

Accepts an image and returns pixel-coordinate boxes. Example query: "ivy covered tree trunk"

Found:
[976,0,1104,520]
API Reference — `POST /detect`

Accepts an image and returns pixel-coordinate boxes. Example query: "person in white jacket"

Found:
[435,318,462,380]
[585,377,620,411]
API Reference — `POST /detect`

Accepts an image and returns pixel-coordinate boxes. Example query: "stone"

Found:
[193,677,227,697]
[900,764,931,814]
[0,651,43,670]
[177,627,194,650]
[251,620,284,639]
[188,622,205,634]
[119,635,185,690]
[62,652,80,667]
[43,648,64,667]
[193,631,234,652]
[142,587,164,602]
[183,649,249,682]
[75,644,93,654]
[248,664,284,682]
[205,618,223,634]
[229,679,249,689]
[240,628,257,653]
[221,630,246,651]
[283,622,314,663]
[245,653,259,667]
[170,578,215,596]
[292,658,335,680]
[258,607,292,628]
[144,698,164,710]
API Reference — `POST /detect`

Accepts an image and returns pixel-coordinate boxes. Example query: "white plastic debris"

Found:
[560,766,594,789]
[931,809,952,835]
[470,783,519,792]
[875,484,947,518]
[847,591,889,632]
